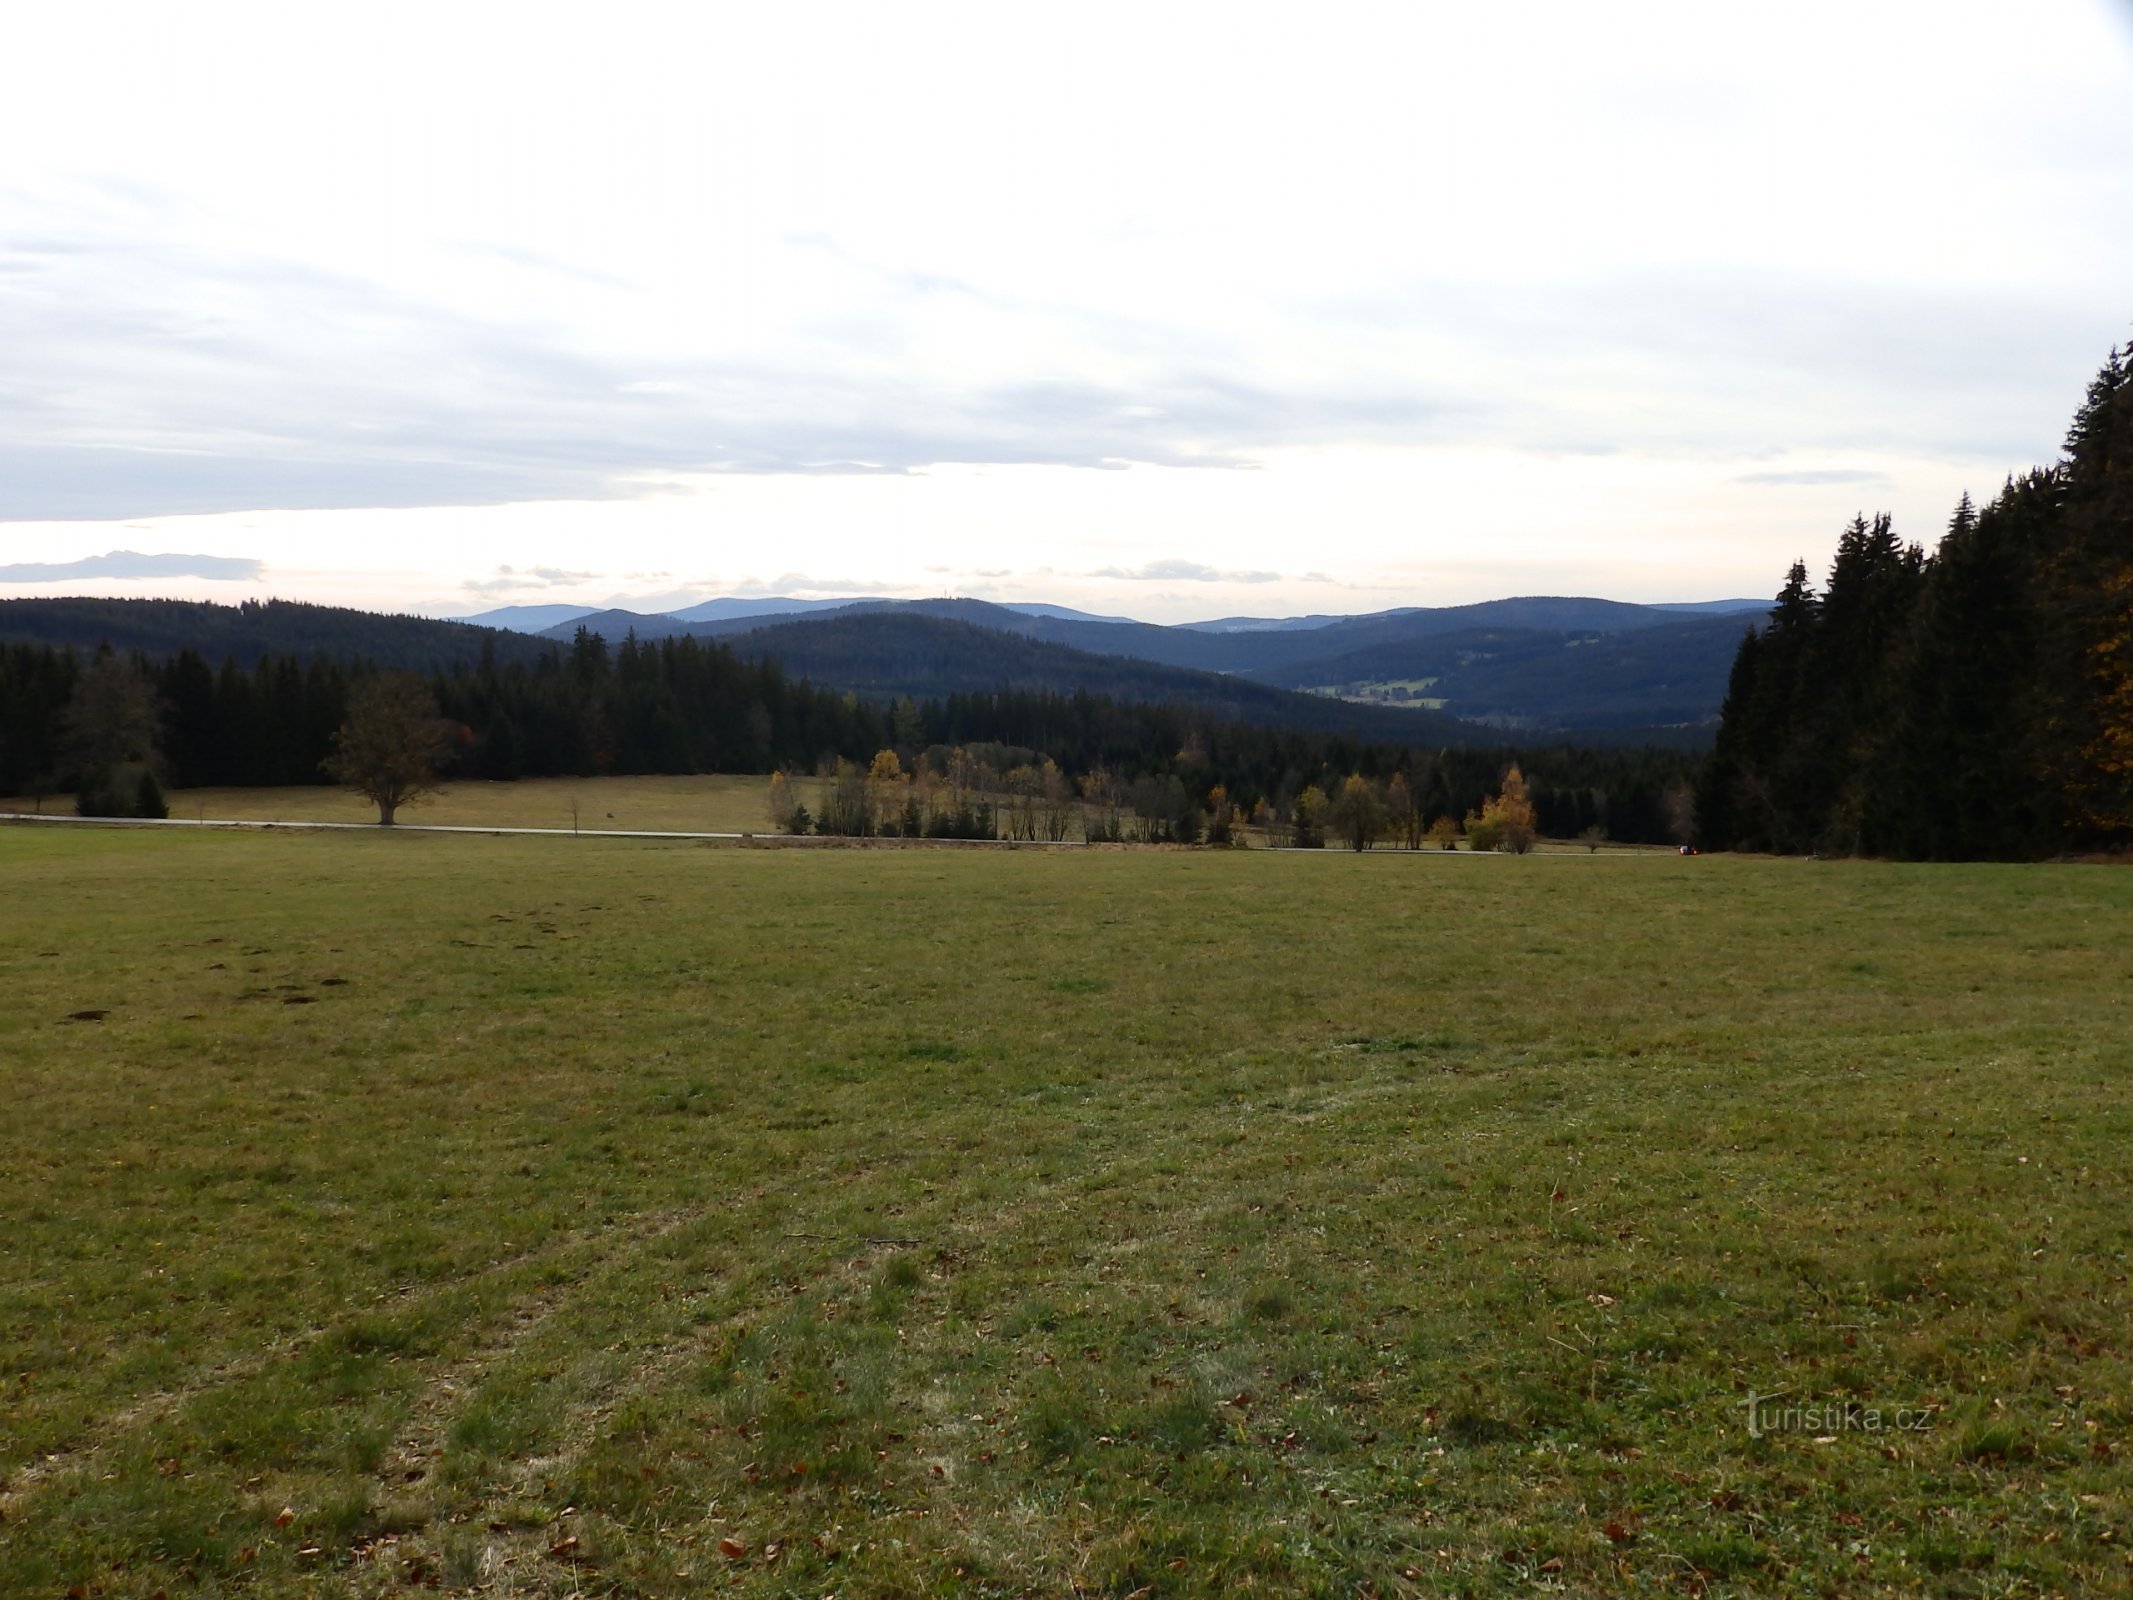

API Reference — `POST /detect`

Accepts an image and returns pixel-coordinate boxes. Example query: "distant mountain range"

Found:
[461,592,1768,739]
[1,591,1768,747]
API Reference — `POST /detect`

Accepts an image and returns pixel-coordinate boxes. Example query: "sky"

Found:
[2,2,2130,625]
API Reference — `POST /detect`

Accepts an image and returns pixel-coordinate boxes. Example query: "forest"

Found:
[2,616,1700,846]
[1701,341,2132,859]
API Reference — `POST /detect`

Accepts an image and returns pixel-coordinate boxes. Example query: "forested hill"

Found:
[535,594,1758,736]
[1701,338,2133,859]
[721,610,1479,744]
[542,593,1738,674]
[0,597,552,671]
[1258,612,1761,734]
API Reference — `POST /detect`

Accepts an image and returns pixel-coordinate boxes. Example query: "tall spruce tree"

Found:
[1802,513,1924,854]
[2046,343,2133,842]
[1873,479,2057,858]
[1702,560,1820,851]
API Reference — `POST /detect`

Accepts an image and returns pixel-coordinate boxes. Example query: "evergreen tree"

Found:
[2046,343,2133,842]
[1873,479,2056,857]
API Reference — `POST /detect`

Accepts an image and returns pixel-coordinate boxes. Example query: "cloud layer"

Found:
[0,549,262,582]
[0,3,2126,620]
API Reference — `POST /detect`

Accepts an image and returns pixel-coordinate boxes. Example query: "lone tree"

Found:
[323,673,457,825]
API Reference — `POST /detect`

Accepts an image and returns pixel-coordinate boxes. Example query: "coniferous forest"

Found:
[1,619,1698,845]
[1700,341,2132,858]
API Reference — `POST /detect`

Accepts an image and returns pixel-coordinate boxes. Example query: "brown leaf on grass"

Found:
[547,1536,580,1560]
[274,1507,295,1528]
[719,1537,749,1560]
[1604,1521,1636,1545]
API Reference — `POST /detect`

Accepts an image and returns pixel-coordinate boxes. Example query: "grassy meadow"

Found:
[2,775,791,835]
[2,822,2130,1597]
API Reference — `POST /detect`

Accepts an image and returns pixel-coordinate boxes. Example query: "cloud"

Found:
[459,564,605,596]
[1087,559,1290,584]
[0,189,2110,526]
[0,548,262,582]
[1734,468,1892,487]
[716,572,898,598]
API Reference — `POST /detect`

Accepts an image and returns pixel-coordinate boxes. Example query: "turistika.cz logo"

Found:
[1742,1391,1937,1439]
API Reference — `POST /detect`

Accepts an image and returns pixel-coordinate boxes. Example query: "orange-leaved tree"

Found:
[1474,764,1539,854]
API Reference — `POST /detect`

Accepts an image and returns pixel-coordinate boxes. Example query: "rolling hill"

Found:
[0,597,553,671]
[3,590,1766,744]
[717,610,1479,743]
[608,595,1768,739]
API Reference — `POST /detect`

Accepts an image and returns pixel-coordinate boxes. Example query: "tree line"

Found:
[4,617,1700,845]
[1701,340,2133,858]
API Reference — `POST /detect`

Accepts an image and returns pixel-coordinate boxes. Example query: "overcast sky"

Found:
[2,1,2129,622]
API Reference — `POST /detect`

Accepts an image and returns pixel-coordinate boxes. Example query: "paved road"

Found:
[4,813,1685,855]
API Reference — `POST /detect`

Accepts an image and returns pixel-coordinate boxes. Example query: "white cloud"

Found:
[1089,560,1293,585]
[0,549,262,583]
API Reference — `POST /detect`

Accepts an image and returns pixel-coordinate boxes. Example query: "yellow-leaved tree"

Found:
[866,749,910,834]
[1471,764,1539,854]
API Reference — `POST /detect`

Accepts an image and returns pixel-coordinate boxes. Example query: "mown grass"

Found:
[1,825,2128,1597]
[1,774,793,833]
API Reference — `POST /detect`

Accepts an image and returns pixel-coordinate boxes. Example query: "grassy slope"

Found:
[2,831,2129,1597]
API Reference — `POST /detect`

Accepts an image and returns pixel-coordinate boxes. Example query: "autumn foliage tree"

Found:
[1469,764,1539,853]
[1329,773,1388,852]
[322,672,457,825]
[866,748,909,833]
[765,768,811,833]
[1383,771,1422,849]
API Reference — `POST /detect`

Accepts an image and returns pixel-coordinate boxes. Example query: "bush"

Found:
[75,761,167,818]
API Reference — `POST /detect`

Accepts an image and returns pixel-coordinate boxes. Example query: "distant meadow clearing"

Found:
[2,776,787,837]
[2,824,2129,1597]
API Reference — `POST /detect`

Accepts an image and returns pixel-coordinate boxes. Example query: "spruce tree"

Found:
[2046,344,2133,842]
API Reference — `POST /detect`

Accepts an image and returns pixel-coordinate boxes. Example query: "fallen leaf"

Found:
[719,1537,749,1560]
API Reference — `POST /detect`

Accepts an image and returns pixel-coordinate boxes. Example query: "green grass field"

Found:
[3,824,2129,1597]
[1,775,1664,854]
[3,775,794,835]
